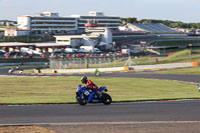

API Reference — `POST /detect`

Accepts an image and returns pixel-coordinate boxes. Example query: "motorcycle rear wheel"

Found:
[101,93,112,105]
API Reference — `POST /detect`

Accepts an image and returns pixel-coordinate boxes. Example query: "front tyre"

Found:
[76,96,87,105]
[102,93,112,105]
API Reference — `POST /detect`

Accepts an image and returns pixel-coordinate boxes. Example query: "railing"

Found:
[49,56,129,69]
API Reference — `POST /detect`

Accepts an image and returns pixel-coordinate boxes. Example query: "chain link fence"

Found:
[49,56,129,69]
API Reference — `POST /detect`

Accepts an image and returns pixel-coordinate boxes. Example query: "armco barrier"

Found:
[38,63,194,74]
[124,66,134,70]
[124,66,129,71]
[41,67,124,74]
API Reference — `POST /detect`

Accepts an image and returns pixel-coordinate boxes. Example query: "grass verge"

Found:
[155,40,200,46]
[154,67,200,74]
[0,77,199,105]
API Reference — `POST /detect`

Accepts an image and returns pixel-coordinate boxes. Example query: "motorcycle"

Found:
[94,69,101,76]
[76,85,112,105]
[8,68,14,74]
[197,83,200,92]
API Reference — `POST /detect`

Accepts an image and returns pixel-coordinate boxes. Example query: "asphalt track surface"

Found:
[0,67,200,125]
[1,100,200,125]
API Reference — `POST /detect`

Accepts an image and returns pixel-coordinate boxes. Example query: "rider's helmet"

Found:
[81,76,88,84]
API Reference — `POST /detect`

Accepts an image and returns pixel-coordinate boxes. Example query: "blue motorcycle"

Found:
[76,85,112,105]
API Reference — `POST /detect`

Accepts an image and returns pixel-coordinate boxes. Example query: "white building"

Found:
[54,35,99,48]
[71,11,120,30]
[54,25,113,50]
[16,11,120,35]
[17,12,78,35]
[86,26,113,50]
[4,28,29,36]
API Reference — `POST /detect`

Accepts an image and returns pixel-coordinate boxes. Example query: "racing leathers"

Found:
[84,80,98,102]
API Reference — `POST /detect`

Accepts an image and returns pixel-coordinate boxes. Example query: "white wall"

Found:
[101,28,112,44]
[56,37,71,45]
[4,30,28,36]
[16,31,29,36]
[17,16,31,30]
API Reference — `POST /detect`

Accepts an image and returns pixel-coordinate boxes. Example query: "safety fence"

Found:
[49,56,129,69]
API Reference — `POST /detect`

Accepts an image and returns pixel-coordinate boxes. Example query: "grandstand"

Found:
[127,23,177,34]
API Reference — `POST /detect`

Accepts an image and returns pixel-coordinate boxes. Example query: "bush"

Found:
[0,36,55,43]
[0,58,48,63]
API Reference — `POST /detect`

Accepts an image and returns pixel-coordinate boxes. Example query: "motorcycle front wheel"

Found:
[76,96,87,105]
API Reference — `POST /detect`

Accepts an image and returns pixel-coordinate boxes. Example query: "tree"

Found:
[127,17,138,23]
[121,17,200,29]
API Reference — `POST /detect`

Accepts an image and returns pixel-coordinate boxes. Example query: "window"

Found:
[57,40,69,42]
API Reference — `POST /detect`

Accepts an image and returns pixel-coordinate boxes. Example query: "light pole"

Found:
[189,44,192,55]
[113,41,116,67]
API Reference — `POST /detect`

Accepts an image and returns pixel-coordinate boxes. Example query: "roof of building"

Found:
[0,42,67,48]
[54,35,99,39]
[70,11,119,18]
[34,43,67,47]
[129,23,177,34]
[0,42,32,47]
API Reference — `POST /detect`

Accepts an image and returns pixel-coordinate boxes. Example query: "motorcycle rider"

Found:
[95,68,100,76]
[81,76,98,102]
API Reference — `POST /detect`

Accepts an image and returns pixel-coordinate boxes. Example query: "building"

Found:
[71,11,120,30]
[16,11,120,35]
[54,35,99,48]
[4,28,29,36]
[54,22,115,50]
[85,25,113,50]
[17,12,78,35]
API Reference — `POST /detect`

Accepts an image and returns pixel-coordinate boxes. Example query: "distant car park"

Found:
[0,50,5,58]
[4,51,29,58]
[0,50,5,54]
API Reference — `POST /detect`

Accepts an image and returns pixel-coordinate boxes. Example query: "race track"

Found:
[1,100,200,125]
[0,67,200,125]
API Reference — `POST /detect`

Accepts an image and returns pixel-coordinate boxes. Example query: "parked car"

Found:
[4,51,29,58]
[0,50,5,58]
[77,48,89,53]
[93,48,101,53]
[0,50,5,55]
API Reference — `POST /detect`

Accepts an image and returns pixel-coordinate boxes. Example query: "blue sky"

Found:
[0,0,200,23]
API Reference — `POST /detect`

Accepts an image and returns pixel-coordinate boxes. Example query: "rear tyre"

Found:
[102,93,112,105]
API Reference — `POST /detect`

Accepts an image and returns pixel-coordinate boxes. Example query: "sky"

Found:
[0,0,200,23]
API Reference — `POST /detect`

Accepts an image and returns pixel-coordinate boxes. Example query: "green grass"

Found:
[155,67,200,74]
[0,77,199,105]
[155,40,200,46]
[127,49,200,66]
[131,49,200,65]
[165,50,190,60]
[0,36,55,43]
[0,26,16,28]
